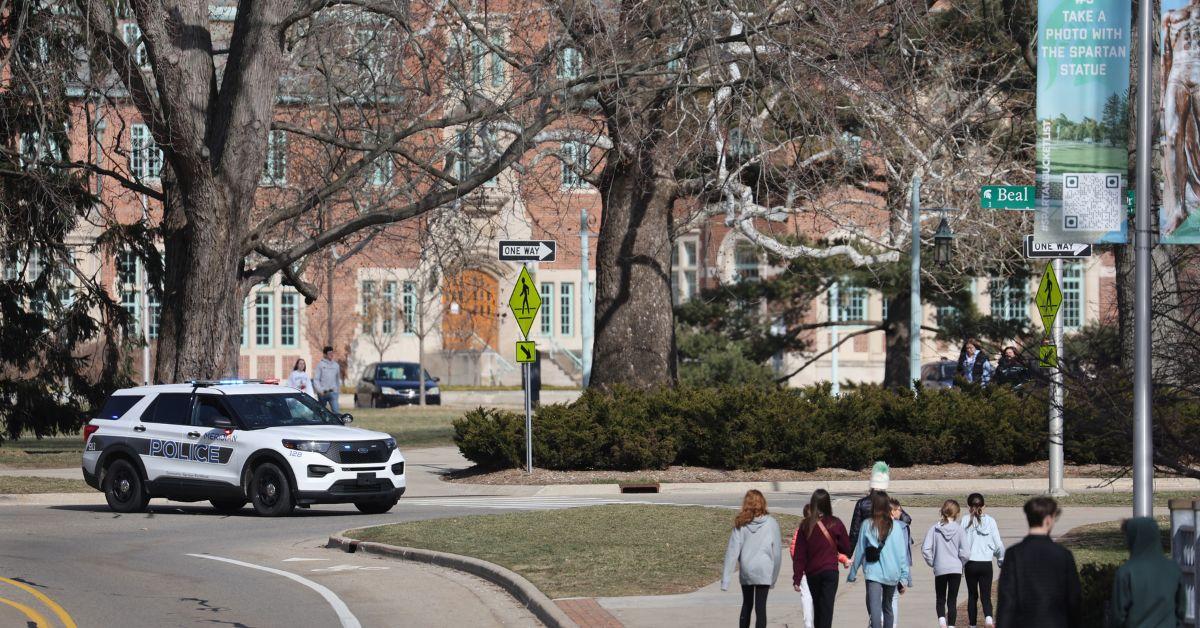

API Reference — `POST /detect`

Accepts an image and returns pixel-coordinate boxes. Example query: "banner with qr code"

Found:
[1034,0,1130,245]
[1161,1,1200,243]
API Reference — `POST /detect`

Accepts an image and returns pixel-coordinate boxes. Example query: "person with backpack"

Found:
[1109,517,1186,628]
[791,489,851,628]
[849,462,911,559]
[848,491,910,628]
[722,489,782,628]
[888,497,913,627]
[996,497,1081,628]
[961,493,1004,628]
[923,499,970,628]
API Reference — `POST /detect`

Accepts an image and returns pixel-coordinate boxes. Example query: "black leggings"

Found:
[935,573,962,625]
[739,584,769,628]
[964,561,994,625]
[806,570,839,628]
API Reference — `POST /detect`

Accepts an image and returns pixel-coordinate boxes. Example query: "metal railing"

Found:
[545,337,583,371]
[1171,499,1199,627]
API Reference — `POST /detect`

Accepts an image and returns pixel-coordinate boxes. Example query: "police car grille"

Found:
[331,441,391,464]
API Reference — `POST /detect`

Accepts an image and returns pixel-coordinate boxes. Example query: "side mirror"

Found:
[212,416,235,429]
[433,377,441,383]
[339,413,354,425]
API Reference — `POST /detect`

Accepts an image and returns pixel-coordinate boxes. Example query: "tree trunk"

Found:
[589,157,677,390]
[882,293,911,388]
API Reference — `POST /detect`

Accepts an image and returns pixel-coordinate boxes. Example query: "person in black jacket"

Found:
[848,462,911,559]
[994,346,1030,387]
[996,497,1081,628]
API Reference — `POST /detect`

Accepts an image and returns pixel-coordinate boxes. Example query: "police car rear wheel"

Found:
[249,463,294,517]
[354,498,397,514]
[210,499,247,514]
[104,459,149,513]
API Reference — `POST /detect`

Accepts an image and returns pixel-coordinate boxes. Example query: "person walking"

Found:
[956,338,993,386]
[961,493,1004,628]
[996,497,1081,628]
[1109,516,1186,628]
[722,490,782,628]
[849,462,911,559]
[792,489,851,628]
[790,505,816,628]
[286,359,317,398]
[313,346,342,414]
[887,497,913,627]
[923,500,970,628]
[993,346,1029,387]
[848,491,910,628]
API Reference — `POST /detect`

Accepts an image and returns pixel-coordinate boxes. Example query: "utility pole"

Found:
[139,193,151,385]
[909,175,922,390]
[580,205,593,387]
[1132,0,1154,518]
[830,281,840,395]
[1049,259,1067,497]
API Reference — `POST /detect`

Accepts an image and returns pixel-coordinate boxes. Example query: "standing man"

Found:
[314,346,342,414]
[1109,517,1186,628]
[956,338,992,386]
[996,497,1081,628]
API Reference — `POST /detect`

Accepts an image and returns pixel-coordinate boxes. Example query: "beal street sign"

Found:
[980,185,1035,210]
[507,266,541,339]
[1039,344,1059,369]
[498,240,557,262]
[1024,235,1093,259]
[515,341,537,363]
[1035,263,1064,332]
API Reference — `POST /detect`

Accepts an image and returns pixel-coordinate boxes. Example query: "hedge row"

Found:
[452,384,1053,471]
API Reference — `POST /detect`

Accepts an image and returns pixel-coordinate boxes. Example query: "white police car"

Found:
[82,381,405,516]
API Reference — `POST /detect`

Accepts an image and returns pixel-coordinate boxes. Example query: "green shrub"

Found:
[1078,562,1119,627]
[452,407,525,470]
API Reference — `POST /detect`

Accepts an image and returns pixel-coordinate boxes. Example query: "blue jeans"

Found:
[865,580,896,628]
[319,392,340,414]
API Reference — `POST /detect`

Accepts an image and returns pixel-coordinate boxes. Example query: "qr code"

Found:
[1061,173,1123,232]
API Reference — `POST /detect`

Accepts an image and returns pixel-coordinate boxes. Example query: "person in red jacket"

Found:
[792,489,851,628]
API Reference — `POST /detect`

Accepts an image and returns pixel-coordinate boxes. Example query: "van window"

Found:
[94,395,143,420]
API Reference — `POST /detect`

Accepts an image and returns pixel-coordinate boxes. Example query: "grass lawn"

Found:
[891,491,1195,509]
[0,437,84,469]
[1058,516,1170,566]
[0,476,92,494]
[348,406,466,448]
[352,504,800,598]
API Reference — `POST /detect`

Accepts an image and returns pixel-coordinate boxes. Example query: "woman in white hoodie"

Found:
[286,359,317,398]
[960,493,1005,628]
[721,489,782,628]
[923,499,970,628]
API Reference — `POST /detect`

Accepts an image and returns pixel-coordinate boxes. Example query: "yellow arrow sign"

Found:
[1035,264,1063,331]
[1038,344,1058,368]
[507,266,541,339]
[515,341,537,363]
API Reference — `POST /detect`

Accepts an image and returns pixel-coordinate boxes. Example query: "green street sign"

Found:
[507,266,541,339]
[515,341,537,363]
[981,185,1035,210]
[1039,344,1058,368]
[1035,263,1063,331]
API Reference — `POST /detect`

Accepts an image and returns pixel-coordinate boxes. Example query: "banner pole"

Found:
[1132,0,1154,518]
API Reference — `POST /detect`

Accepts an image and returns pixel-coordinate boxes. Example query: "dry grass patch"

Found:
[0,476,91,494]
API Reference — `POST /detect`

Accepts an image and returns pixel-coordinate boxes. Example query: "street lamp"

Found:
[933,216,956,265]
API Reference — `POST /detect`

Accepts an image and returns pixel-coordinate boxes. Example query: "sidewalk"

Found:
[595,503,1149,628]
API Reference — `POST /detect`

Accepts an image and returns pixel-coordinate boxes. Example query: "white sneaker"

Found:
[939,619,948,628]
[985,617,995,628]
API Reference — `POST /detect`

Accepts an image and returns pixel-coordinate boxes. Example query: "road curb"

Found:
[327,531,577,628]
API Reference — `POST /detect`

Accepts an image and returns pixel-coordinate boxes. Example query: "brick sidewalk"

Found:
[558,598,624,627]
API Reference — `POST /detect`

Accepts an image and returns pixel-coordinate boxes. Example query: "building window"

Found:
[19,131,62,168]
[361,280,376,333]
[989,276,1027,322]
[120,289,139,331]
[130,124,162,180]
[402,281,416,333]
[262,130,287,185]
[280,292,297,347]
[453,127,497,187]
[370,155,394,187]
[558,46,581,79]
[490,34,506,87]
[240,300,248,348]
[147,291,161,339]
[936,304,957,326]
[560,283,574,336]
[255,292,273,346]
[561,141,588,189]
[116,250,139,285]
[381,280,397,334]
[828,282,867,322]
[672,238,699,304]
[353,28,386,77]
[122,22,148,68]
[539,283,553,335]
[1062,262,1084,329]
[880,295,889,321]
[733,241,761,281]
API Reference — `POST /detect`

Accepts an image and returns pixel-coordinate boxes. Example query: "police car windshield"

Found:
[223,393,343,429]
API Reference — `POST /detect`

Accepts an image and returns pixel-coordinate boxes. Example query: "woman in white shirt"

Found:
[287,359,317,398]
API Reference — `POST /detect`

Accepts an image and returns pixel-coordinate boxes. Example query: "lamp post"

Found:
[910,173,957,391]
[933,216,956,265]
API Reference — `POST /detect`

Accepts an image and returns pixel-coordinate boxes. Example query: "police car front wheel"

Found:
[103,459,150,513]
[249,463,294,517]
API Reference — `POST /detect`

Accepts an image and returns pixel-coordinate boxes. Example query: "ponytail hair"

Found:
[967,493,985,527]
[940,499,961,524]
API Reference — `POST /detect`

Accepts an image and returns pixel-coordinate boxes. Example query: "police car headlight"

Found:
[380,386,399,395]
[384,438,396,450]
[427,387,440,396]
[282,439,332,453]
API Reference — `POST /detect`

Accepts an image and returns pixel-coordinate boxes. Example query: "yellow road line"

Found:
[0,578,77,628]
[0,595,51,627]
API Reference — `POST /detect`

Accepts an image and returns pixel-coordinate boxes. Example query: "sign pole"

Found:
[1132,0,1154,518]
[1049,258,1067,497]
[909,175,922,391]
[524,361,533,474]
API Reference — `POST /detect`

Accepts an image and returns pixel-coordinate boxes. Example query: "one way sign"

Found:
[1024,235,1092,259]
[498,240,557,262]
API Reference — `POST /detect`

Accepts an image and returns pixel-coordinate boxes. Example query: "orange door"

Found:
[442,270,499,351]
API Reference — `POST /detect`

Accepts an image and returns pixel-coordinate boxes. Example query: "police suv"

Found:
[82,381,406,516]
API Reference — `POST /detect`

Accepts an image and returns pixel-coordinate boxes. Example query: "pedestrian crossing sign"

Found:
[507,266,541,339]
[516,341,536,363]
[1035,263,1063,332]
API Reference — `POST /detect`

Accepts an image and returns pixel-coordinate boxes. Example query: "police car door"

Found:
[138,392,197,481]
[191,394,242,486]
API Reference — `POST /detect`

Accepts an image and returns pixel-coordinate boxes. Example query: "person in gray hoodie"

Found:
[923,499,970,628]
[722,489,782,628]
